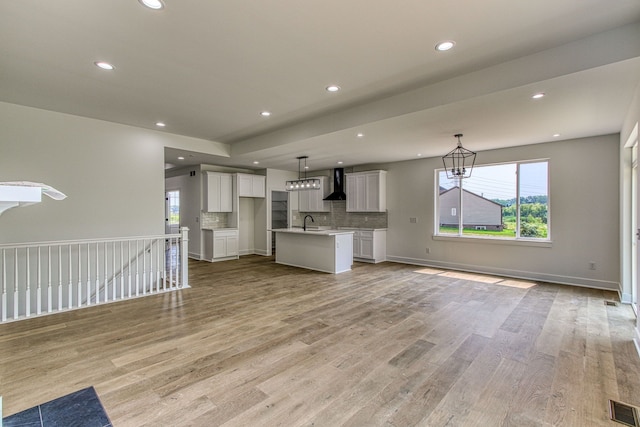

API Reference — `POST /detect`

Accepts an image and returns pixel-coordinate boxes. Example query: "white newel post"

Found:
[180,227,189,288]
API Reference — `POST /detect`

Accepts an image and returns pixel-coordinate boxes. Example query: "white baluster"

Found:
[37,246,42,315]
[127,241,132,298]
[58,246,62,311]
[26,248,31,317]
[47,246,52,313]
[13,248,18,319]
[2,249,7,322]
[142,239,147,295]
[77,244,82,308]
[103,242,108,303]
[181,227,189,288]
[68,245,73,309]
[86,243,91,305]
[95,242,100,304]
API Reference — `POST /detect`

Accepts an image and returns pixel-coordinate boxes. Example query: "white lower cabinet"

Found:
[214,230,239,259]
[203,229,239,261]
[342,229,386,263]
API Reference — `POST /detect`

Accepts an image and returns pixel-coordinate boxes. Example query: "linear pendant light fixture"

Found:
[442,133,476,179]
[286,156,320,191]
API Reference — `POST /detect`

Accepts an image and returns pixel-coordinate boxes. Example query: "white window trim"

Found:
[434,158,551,242]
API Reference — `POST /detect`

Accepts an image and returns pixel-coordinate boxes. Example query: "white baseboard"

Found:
[634,328,640,360]
[385,255,619,291]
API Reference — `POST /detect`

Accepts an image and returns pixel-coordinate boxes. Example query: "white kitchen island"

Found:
[272,228,354,274]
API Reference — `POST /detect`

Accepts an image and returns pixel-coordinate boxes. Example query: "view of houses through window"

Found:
[436,160,549,239]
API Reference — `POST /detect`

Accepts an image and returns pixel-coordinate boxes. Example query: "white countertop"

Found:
[271,228,354,236]
[201,227,238,231]
[338,227,387,231]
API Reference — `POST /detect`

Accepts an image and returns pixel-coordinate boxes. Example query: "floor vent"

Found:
[609,399,639,426]
[605,300,619,307]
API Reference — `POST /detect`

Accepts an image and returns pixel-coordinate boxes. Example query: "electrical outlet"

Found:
[589,262,596,270]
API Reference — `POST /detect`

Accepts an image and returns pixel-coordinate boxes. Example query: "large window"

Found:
[436,160,549,240]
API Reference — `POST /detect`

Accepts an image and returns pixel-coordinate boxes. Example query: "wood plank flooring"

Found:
[1,256,640,426]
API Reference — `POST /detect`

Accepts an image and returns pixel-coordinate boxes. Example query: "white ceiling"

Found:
[1,1,640,172]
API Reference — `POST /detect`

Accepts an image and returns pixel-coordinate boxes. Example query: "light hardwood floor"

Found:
[1,256,640,426]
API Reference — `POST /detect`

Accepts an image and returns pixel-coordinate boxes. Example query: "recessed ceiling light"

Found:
[139,0,164,10]
[155,122,166,127]
[553,133,561,137]
[177,156,185,160]
[356,133,364,138]
[417,153,423,157]
[253,161,260,165]
[326,85,341,93]
[260,111,271,117]
[337,161,343,164]
[532,92,545,99]
[94,61,115,70]
[435,40,456,51]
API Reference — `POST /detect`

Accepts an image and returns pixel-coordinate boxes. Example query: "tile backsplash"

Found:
[294,201,387,229]
[201,212,231,229]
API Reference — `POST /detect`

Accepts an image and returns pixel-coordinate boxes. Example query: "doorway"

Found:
[271,191,289,251]
[165,190,180,235]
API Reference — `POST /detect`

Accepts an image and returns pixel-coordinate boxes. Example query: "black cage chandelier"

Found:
[286,156,321,191]
[442,133,476,179]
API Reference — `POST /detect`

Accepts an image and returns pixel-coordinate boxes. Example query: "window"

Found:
[436,160,549,240]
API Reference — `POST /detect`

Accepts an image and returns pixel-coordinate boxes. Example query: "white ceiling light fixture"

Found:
[253,161,260,165]
[260,111,271,117]
[435,40,456,51]
[286,156,320,191]
[94,61,115,70]
[326,85,341,93]
[356,133,364,138]
[139,0,164,10]
[155,122,166,127]
[532,92,545,99]
[177,156,185,160]
[442,133,476,179]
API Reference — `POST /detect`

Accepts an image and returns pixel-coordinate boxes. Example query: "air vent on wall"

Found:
[609,400,639,426]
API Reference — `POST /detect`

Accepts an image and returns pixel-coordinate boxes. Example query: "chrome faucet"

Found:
[303,214,314,231]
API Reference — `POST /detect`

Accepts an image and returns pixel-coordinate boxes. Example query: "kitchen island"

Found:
[272,228,354,274]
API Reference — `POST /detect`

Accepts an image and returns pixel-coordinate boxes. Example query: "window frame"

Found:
[434,158,551,244]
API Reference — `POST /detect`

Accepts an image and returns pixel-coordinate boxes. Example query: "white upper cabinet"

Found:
[346,170,387,212]
[299,176,330,212]
[203,171,233,212]
[237,173,265,198]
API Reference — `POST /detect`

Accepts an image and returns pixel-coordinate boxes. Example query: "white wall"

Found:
[239,197,255,254]
[373,134,620,290]
[0,102,166,243]
[621,82,640,353]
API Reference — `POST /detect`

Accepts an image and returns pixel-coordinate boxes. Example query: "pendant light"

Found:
[442,134,476,179]
[286,156,321,191]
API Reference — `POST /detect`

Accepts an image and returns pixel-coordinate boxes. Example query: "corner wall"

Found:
[0,102,166,243]
[377,134,620,290]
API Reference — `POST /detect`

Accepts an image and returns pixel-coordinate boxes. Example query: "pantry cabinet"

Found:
[237,173,265,198]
